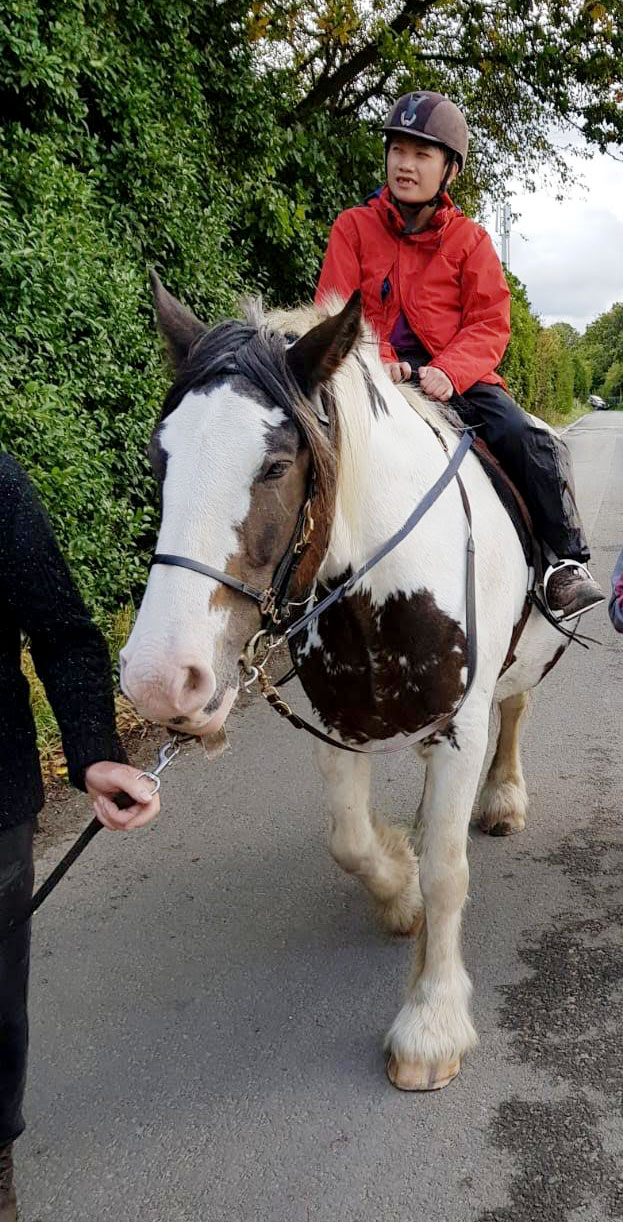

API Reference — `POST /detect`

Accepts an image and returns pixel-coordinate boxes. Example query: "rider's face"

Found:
[386,137,456,205]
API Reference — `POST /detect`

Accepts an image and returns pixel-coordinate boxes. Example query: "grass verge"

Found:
[545,400,589,430]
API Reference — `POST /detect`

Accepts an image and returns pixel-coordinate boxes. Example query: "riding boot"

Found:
[543,561,605,621]
[0,1144,16,1222]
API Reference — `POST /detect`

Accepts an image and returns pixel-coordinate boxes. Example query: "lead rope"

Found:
[1,734,195,939]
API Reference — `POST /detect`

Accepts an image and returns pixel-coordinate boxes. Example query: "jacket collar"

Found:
[366,184,459,241]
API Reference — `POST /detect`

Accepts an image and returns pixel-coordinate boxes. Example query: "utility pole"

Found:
[495,202,512,268]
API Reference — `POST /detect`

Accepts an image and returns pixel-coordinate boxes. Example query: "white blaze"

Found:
[122,385,285,687]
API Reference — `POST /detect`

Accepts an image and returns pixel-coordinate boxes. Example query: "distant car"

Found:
[589,394,608,410]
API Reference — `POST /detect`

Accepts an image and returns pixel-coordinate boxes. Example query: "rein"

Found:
[152,426,478,754]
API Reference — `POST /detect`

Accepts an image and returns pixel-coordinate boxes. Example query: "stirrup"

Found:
[542,560,604,623]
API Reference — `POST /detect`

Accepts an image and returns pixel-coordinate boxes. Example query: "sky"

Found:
[483,136,623,335]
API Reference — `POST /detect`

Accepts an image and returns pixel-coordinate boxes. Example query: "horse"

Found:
[120,275,568,1092]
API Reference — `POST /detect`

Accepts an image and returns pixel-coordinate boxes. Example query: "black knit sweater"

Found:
[0,453,127,829]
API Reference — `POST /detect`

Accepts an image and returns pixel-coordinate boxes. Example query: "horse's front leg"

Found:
[479,691,530,835]
[385,707,489,1091]
[315,742,423,935]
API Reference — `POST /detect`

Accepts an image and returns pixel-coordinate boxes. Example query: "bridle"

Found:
[151,489,316,629]
[150,421,480,754]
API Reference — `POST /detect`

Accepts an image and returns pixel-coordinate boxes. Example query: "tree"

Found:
[249,0,623,205]
[580,302,623,393]
[549,323,590,401]
[603,360,623,400]
[549,322,581,351]
[534,327,575,418]
[235,0,623,299]
[572,352,591,402]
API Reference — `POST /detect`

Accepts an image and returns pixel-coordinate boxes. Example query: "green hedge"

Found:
[0,1,247,616]
[500,273,539,410]
[533,329,574,419]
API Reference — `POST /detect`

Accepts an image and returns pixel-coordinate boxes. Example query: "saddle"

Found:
[470,435,537,570]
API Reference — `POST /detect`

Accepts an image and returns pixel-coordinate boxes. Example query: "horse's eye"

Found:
[261,460,292,482]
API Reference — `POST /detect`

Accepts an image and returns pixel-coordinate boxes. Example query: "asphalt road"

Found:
[20,411,623,1222]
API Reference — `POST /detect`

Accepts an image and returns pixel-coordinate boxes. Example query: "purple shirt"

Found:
[389,312,430,363]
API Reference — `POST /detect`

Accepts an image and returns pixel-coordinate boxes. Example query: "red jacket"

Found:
[315,186,510,395]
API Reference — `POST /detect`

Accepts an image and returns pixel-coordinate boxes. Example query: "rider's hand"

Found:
[418,365,454,402]
[84,761,161,831]
[386,361,412,384]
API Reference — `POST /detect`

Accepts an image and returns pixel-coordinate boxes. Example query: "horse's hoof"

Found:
[382,905,425,939]
[479,816,523,837]
[385,1053,461,1091]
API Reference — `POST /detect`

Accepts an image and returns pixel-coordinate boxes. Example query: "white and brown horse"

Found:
[121,279,568,1091]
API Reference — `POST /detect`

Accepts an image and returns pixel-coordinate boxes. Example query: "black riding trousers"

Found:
[455,382,589,562]
[0,822,34,1145]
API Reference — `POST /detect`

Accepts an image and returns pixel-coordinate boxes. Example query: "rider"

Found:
[315,89,604,621]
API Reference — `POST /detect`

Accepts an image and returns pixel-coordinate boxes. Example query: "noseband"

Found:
[151,494,315,629]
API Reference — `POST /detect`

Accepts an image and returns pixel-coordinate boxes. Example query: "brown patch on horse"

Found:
[209,438,313,647]
[538,644,566,684]
[292,579,467,743]
[150,270,206,367]
[421,722,460,750]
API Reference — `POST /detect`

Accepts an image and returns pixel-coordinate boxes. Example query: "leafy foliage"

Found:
[0,0,618,617]
[500,273,540,410]
[603,360,623,399]
[534,327,575,418]
[549,322,591,401]
[249,0,623,202]
[500,280,589,418]
[0,1,245,615]
[579,302,623,398]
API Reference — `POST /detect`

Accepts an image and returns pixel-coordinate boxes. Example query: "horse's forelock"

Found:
[157,312,339,588]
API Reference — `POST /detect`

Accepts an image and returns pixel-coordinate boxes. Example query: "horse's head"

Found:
[120,275,361,736]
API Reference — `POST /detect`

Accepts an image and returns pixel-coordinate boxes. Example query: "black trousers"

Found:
[401,350,590,563]
[457,383,589,562]
[0,822,34,1145]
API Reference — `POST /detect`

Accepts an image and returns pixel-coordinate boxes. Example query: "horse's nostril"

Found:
[173,663,216,713]
[123,659,216,720]
[184,666,203,694]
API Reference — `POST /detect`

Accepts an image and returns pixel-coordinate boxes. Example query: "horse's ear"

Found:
[150,270,206,368]
[286,291,362,395]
